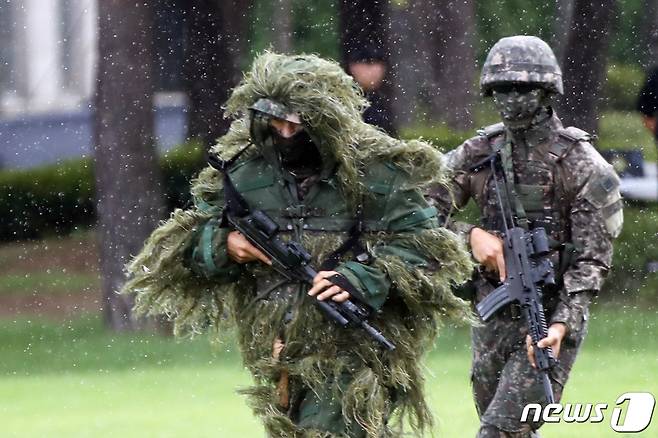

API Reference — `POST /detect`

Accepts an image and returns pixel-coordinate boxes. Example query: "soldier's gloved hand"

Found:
[469,227,506,281]
[307,271,351,303]
[227,231,272,265]
[526,322,567,368]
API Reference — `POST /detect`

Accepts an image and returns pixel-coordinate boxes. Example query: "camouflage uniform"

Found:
[431,36,623,437]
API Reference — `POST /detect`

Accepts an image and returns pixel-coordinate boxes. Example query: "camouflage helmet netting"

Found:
[480,35,563,96]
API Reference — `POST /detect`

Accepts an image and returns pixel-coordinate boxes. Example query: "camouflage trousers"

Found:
[471,305,588,438]
[289,372,369,437]
[276,370,397,437]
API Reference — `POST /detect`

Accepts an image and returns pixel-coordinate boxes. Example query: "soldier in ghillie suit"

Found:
[123,52,475,437]
[430,36,623,437]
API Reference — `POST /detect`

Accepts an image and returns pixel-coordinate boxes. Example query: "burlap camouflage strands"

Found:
[124,52,476,437]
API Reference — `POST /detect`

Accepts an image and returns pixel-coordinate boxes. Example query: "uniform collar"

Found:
[506,107,560,150]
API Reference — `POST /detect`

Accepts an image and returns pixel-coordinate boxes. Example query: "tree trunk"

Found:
[404,0,440,124]
[94,1,166,331]
[184,0,252,150]
[645,0,658,67]
[552,0,574,61]
[390,0,476,130]
[428,0,476,130]
[272,0,293,53]
[558,0,616,134]
[389,3,419,126]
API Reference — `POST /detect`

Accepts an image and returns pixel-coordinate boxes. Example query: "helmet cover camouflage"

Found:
[249,98,302,123]
[480,35,563,96]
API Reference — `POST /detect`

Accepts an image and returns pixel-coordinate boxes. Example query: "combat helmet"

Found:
[249,98,301,124]
[248,97,303,155]
[480,35,563,96]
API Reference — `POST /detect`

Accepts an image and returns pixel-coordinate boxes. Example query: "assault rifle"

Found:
[475,155,558,404]
[208,152,395,351]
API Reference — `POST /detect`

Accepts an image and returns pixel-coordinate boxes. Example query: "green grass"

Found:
[1,305,656,437]
[0,230,100,296]
[598,111,656,161]
[0,272,98,295]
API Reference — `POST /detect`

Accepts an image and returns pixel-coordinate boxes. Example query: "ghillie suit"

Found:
[124,52,474,437]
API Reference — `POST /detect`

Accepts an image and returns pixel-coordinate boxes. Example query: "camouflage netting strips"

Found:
[123,52,476,437]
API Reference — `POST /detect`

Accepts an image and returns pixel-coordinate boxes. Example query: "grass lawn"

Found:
[598,111,657,161]
[1,304,656,438]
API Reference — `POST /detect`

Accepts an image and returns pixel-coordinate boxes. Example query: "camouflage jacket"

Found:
[187,154,441,311]
[432,113,623,332]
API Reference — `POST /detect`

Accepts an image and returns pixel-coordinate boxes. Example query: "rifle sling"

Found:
[208,144,254,221]
[493,139,530,230]
[319,205,365,271]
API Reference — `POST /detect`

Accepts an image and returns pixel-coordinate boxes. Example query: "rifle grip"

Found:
[328,273,367,306]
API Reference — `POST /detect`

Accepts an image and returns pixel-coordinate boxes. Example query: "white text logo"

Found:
[520,392,655,433]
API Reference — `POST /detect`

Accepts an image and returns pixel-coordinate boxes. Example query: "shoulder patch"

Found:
[580,165,623,238]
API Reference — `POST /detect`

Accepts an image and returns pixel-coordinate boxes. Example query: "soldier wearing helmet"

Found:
[431,36,623,437]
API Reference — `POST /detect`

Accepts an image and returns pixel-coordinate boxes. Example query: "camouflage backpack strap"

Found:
[478,122,506,141]
[548,125,593,215]
[463,123,507,172]
[548,126,593,279]
[478,123,532,229]
[548,126,593,162]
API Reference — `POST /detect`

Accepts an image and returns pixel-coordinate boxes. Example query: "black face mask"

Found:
[272,129,323,177]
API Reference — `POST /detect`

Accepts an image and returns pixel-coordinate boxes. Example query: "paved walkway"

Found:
[621,162,658,201]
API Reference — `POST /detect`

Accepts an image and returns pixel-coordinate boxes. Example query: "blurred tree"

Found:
[94,1,166,331]
[153,0,187,91]
[184,0,253,150]
[552,0,574,61]
[559,0,617,134]
[390,0,476,131]
[606,0,644,66]
[390,1,421,126]
[272,0,293,53]
[248,0,339,60]
[645,0,658,66]
[428,0,476,130]
[339,0,396,134]
[474,0,554,61]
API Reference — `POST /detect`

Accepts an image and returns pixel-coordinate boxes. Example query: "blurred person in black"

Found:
[637,65,658,199]
[339,0,397,136]
[637,65,658,139]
